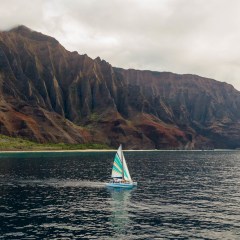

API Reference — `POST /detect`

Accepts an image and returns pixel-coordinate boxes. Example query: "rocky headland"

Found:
[0,25,240,149]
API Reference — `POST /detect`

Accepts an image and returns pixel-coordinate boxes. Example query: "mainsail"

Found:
[111,145,132,182]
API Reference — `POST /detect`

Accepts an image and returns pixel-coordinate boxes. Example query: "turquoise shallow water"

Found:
[0,151,240,239]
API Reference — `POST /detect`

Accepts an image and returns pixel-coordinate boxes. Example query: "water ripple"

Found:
[0,151,240,239]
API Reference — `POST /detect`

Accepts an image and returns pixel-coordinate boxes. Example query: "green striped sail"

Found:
[111,145,132,181]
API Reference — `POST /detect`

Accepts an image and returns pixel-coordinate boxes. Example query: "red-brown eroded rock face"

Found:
[0,25,240,149]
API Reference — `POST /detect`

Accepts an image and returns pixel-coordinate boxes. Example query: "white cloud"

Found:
[0,0,240,90]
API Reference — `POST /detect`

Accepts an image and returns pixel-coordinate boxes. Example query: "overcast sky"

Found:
[1,0,240,90]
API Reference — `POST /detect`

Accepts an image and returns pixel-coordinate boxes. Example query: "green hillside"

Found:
[0,135,110,151]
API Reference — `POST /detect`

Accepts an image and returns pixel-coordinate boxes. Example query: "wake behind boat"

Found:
[106,145,137,189]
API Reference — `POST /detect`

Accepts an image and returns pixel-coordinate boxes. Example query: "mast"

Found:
[121,144,124,180]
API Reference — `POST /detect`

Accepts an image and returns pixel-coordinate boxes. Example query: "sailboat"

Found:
[106,144,137,188]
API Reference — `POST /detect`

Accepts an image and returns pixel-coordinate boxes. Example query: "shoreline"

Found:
[0,149,115,153]
[0,149,239,153]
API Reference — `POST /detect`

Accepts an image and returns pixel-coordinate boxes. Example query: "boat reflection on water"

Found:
[108,188,133,236]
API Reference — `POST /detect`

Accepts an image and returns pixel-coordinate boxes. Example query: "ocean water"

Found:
[0,150,240,239]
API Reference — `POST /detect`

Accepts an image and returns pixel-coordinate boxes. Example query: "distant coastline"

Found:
[0,134,239,152]
[0,149,239,154]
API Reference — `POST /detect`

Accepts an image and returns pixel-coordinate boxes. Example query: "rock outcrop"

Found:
[0,25,240,149]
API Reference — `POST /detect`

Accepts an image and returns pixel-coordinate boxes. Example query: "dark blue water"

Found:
[0,151,240,239]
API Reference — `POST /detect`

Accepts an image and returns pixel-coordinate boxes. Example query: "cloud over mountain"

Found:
[0,0,240,90]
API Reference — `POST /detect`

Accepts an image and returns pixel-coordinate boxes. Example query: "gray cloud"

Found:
[0,0,240,90]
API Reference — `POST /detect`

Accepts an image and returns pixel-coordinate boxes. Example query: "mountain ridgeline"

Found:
[0,25,240,149]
